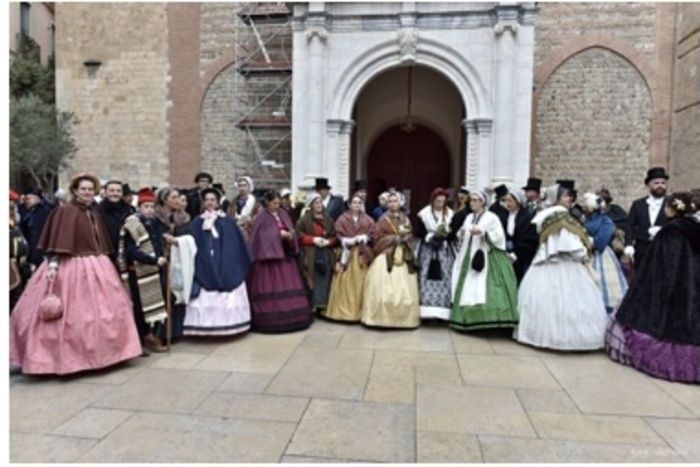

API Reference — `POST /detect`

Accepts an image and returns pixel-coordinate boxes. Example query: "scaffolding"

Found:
[227,2,293,190]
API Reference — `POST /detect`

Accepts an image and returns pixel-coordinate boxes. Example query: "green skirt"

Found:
[450,244,518,331]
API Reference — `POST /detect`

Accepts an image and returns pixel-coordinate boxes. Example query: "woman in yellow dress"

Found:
[361,192,420,328]
[323,194,375,322]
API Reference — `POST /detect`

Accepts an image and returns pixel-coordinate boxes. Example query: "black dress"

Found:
[505,209,539,283]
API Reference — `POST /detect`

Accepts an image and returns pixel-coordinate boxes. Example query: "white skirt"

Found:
[514,259,608,350]
[183,283,251,336]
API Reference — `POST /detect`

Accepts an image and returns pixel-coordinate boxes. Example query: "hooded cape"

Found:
[38,199,113,256]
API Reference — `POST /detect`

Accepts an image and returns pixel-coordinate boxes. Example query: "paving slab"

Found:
[194,392,309,422]
[286,399,416,462]
[417,431,483,462]
[51,408,134,439]
[364,363,415,404]
[10,432,97,463]
[528,411,667,445]
[542,354,694,418]
[478,434,684,462]
[645,418,700,462]
[11,381,113,433]
[450,331,495,354]
[92,368,228,413]
[339,325,452,353]
[215,371,274,394]
[458,354,561,389]
[266,345,373,400]
[516,388,580,414]
[416,384,536,437]
[652,379,700,418]
[78,412,297,462]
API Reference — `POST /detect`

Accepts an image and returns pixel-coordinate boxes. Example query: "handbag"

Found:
[39,276,63,321]
[471,249,485,272]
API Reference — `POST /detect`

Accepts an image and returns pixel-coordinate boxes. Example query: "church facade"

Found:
[54,2,698,208]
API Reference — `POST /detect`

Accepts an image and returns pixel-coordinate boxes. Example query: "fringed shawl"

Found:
[336,210,375,266]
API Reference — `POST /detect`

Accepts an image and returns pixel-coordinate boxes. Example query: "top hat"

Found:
[121,183,136,195]
[213,182,225,194]
[138,187,156,205]
[352,179,367,191]
[556,179,576,191]
[522,177,542,191]
[494,184,509,199]
[644,167,669,184]
[22,186,44,198]
[458,185,470,195]
[315,177,331,190]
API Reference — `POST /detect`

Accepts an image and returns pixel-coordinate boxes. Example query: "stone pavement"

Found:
[9,320,700,463]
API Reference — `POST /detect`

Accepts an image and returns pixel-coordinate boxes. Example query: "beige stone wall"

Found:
[669,3,700,191]
[55,3,170,190]
[534,47,652,209]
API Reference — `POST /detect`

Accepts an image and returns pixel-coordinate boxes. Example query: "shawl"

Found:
[249,208,299,261]
[535,206,592,253]
[373,211,417,273]
[296,210,338,288]
[155,204,191,233]
[585,211,616,253]
[335,210,375,266]
[191,215,251,294]
[235,194,256,220]
[38,199,112,257]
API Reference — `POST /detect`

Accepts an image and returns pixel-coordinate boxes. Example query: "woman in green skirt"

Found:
[450,190,518,330]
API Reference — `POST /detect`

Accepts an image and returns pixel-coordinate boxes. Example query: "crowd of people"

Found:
[8,167,700,383]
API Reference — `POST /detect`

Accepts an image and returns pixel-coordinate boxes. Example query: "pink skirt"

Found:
[10,255,142,375]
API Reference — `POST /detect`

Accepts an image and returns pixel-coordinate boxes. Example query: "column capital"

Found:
[327,119,355,135]
[462,118,493,133]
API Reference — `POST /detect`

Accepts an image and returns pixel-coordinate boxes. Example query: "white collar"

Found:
[646,195,664,205]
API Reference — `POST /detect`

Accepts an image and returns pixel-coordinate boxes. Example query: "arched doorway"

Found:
[350,65,465,219]
[367,124,451,220]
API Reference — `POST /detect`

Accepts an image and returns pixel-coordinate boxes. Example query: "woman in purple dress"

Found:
[248,190,311,332]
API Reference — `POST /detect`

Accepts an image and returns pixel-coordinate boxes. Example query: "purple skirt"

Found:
[248,257,311,333]
[606,316,700,383]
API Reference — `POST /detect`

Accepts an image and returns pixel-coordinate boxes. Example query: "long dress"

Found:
[323,211,375,322]
[416,205,455,320]
[606,216,700,382]
[451,210,518,331]
[585,211,628,313]
[296,210,338,311]
[515,206,608,350]
[361,211,420,329]
[184,210,252,336]
[248,209,311,332]
[10,199,142,375]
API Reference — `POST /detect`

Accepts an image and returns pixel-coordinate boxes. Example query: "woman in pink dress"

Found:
[10,173,142,375]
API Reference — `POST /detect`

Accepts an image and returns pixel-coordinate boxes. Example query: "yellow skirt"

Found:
[361,248,420,329]
[322,249,367,322]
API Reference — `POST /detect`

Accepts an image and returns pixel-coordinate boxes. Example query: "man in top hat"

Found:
[315,177,345,221]
[624,167,670,270]
[489,183,510,230]
[186,172,214,218]
[522,177,543,214]
[19,186,55,270]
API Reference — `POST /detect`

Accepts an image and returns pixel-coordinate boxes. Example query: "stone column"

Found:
[305,7,328,180]
[326,119,355,198]
[463,118,494,191]
[492,5,519,185]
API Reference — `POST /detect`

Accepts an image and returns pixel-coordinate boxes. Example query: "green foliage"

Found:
[10,33,55,104]
[10,95,77,190]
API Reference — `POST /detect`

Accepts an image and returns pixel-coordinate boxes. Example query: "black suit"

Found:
[489,201,509,231]
[626,196,668,269]
[324,195,346,221]
[505,209,539,283]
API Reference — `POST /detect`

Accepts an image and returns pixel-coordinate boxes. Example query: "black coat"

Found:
[626,196,668,268]
[325,195,346,221]
[447,207,471,243]
[97,199,136,264]
[19,201,55,267]
[615,217,700,345]
[505,209,539,283]
[489,201,509,231]
[186,190,204,218]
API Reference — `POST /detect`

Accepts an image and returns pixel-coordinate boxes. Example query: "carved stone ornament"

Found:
[306,26,328,42]
[397,28,419,63]
[494,20,519,36]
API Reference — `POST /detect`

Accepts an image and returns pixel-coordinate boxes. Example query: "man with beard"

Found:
[624,167,670,270]
[97,180,136,266]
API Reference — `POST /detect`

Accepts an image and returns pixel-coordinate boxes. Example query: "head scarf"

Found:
[236,176,254,192]
[508,188,527,208]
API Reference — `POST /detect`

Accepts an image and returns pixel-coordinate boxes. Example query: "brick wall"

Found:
[55,3,171,190]
[669,3,700,191]
[534,47,651,208]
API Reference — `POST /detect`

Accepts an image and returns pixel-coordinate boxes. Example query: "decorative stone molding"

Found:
[397,28,419,63]
[494,20,519,36]
[327,119,355,198]
[463,118,493,190]
[305,26,328,43]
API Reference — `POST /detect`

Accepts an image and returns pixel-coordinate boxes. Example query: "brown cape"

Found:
[38,199,113,257]
[296,210,338,289]
[335,210,375,266]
